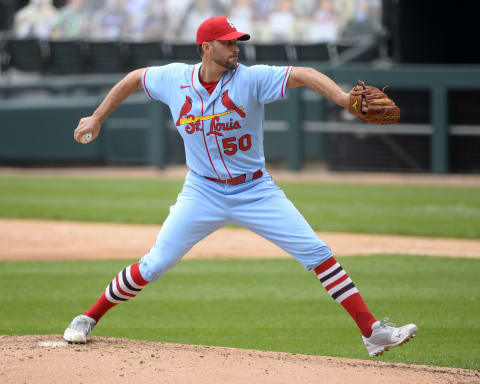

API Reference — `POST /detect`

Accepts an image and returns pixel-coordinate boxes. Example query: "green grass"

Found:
[1,256,479,370]
[1,175,479,238]
[281,182,480,238]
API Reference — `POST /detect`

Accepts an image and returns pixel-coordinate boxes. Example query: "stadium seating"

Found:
[48,40,88,74]
[0,37,381,75]
[252,43,292,62]
[293,42,331,62]
[168,43,199,62]
[124,41,165,70]
[168,42,251,63]
[86,41,129,73]
[334,39,380,64]
[5,38,48,72]
[238,43,253,62]
[0,0,10,32]
[0,38,7,73]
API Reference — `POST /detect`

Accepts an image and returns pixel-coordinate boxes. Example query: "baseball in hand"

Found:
[79,133,92,144]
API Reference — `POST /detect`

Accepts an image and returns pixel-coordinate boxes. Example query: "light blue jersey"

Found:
[139,62,332,282]
[143,63,292,179]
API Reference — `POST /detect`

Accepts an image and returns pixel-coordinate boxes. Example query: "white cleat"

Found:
[362,318,418,357]
[63,314,96,343]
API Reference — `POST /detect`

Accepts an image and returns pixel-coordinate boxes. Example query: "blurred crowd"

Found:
[11,0,382,43]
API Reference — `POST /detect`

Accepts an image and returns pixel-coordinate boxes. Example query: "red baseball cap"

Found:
[196,16,250,46]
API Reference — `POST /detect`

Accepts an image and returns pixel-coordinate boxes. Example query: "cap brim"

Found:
[216,31,250,42]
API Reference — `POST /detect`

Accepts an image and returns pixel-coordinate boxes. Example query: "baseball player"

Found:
[64,16,416,357]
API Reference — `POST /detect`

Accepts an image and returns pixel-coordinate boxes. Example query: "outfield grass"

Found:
[1,256,479,370]
[1,175,479,238]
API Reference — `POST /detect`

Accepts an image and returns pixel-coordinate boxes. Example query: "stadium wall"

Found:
[1,64,480,173]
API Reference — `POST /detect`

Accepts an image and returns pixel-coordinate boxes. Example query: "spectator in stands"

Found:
[292,0,317,16]
[307,0,338,43]
[50,0,89,40]
[164,0,193,41]
[332,0,356,38]
[250,0,275,19]
[138,0,169,41]
[341,0,381,40]
[89,0,132,41]
[81,0,104,30]
[267,0,296,42]
[355,0,381,24]
[13,0,58,39]
[291,0,317,42]
[84,0,105,13]
[228,0,253,36]
[176,0,223,43]
[249,0,275,42]
[127,0,150,40]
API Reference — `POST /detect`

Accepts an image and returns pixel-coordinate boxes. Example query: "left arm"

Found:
[287,66,349,110]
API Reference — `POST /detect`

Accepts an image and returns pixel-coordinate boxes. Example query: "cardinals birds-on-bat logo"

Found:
[176,92,246,128]
[176,95,193,126]
[221,90,245,118]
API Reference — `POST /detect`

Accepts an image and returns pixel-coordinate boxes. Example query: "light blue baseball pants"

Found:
[139,170,332,282]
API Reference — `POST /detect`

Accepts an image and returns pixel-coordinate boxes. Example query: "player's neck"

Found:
[199,61,228,83]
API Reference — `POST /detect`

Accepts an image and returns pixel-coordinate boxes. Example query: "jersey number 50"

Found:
[222,134,252,156]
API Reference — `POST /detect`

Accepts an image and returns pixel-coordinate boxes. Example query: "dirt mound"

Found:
[1,335,478,384]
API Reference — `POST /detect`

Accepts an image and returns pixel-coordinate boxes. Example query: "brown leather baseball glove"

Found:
[348,81,400,124]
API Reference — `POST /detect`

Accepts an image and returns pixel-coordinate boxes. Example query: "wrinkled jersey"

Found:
[143,63,292,179]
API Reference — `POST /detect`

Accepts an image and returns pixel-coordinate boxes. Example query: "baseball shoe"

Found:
[362,318,418,357]
[63,314,96,343]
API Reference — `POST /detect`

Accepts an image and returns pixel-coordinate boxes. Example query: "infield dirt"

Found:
[2,335,479,384]
[2,218,480,261]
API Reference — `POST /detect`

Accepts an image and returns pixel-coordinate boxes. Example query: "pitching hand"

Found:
[74,116,102,144]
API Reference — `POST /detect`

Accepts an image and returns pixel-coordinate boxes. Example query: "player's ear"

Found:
[202,41,213,56]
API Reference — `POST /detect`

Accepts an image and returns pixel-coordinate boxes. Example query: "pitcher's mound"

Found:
[0,335,476,384]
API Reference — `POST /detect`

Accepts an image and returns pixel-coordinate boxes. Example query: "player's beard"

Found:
[213,53,238,70]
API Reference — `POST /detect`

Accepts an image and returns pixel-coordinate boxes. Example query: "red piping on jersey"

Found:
[143,67,154,100]
[191,65,220,179]
[212,101,232,178]
[281,66,291,98]
[221,64,239,89]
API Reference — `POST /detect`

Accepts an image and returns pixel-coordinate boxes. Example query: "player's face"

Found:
[211,40,240,70]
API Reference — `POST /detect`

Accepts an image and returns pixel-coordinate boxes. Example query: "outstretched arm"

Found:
[74,68,145,143]
[287,66,349,110]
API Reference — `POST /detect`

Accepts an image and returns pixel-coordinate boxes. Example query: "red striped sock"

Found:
[84,262,149,322]
[314,257,376,338]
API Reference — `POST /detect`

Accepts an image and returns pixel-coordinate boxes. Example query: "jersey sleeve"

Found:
[142,63,187,104]
[249,65,292,104]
